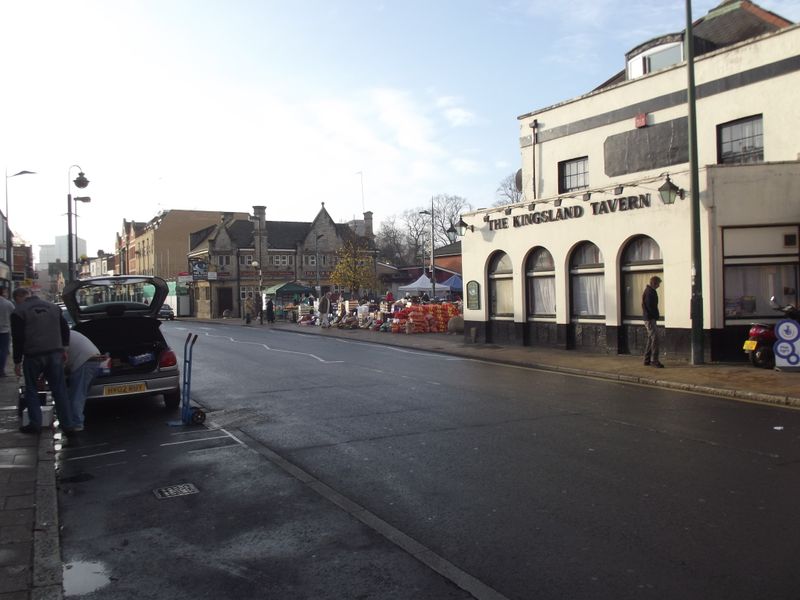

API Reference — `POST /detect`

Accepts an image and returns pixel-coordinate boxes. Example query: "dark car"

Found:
[62,275,181,409]
[158,304,175,320]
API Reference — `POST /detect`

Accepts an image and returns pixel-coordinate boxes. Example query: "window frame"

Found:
[717,114,763,165]
[488,252,514,319]
[569,242,605,320]
[558,156,589,194]
[525,247,556,319]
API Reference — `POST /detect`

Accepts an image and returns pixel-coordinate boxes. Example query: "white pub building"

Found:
[461,0,799,361]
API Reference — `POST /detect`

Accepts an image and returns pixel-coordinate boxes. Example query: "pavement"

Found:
[2,319,798,599]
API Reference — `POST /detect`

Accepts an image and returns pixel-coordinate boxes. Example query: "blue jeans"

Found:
[0,331,9,375]
[68,361,102,428]
[22,352,70,429]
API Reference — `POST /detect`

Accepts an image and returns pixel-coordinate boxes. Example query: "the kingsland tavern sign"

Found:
[488,194,653,231]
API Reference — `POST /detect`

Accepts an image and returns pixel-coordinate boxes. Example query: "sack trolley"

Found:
[180,333,205,425]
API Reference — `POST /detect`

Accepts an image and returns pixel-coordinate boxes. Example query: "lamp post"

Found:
[314,234,324,294]
[685,0,704,365]
[4,169,36,279]
[73,195,91,278]
[419,198,435,299]
[67,166,89,283]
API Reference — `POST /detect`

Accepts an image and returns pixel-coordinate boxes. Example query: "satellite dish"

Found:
[514,169,523,193]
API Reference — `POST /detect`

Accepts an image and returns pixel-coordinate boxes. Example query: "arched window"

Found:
[488,252,514,318]
[570,242,604,318]
[526,247,555,317]
[621,236,663,320]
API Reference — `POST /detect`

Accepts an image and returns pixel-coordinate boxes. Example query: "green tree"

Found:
[330,238,378,299]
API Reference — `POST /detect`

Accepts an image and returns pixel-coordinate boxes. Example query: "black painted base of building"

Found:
[464,320,751,363]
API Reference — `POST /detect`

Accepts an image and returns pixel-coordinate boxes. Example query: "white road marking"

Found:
[160,434,231,447]
[63,450,127,462]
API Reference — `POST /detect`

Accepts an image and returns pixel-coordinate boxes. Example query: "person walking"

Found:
[244,293,254,325]
[318,292,331,328]
[65,329,104,432]
[265,298,275,324]
[642,276,664,368]
[0,288,16,376]
[11,288,71,434]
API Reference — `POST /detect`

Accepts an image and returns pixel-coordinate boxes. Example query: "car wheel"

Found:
[164,391,181,409]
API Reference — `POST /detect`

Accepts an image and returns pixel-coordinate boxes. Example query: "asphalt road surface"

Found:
[58,321,800,599]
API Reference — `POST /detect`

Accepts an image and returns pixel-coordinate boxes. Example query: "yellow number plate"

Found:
[103,383,147,396]
[743,340,758,351]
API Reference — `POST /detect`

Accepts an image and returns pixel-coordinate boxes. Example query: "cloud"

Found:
[435,96,477,127]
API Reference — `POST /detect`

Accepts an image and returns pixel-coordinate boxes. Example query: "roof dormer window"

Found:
[627,42,683,79]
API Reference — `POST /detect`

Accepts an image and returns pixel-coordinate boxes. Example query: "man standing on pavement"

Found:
[318,292,331,328]
[11,288,71,433]
[642,276,664,368]
[65,329,104,432]
[0,288,16,376]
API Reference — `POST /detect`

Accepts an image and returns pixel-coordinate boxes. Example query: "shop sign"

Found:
[488,194,654,231]
[466,280,480,310]
[774,320,800,372]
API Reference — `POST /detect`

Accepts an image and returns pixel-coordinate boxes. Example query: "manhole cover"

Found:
[153,483,199,499]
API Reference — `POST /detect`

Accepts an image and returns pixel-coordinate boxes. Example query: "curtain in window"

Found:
[490,278,514,316]
[571,273,604,316]
[724,264,798,317]
[622,237,661,262]
[528,277,556,315]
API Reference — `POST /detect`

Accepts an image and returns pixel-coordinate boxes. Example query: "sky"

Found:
[2,0,799,261]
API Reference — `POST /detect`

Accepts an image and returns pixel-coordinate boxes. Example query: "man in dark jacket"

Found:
[11,288,71,433]
[642,276,663,368]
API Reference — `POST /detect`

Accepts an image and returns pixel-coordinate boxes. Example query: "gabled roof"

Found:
[266,221,311,249]
[189,225,216,251]
[434,241,461,257]
[592,0,793,93]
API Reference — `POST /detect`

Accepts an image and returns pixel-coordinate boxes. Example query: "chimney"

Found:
[253,205,266,229]
[363,211,373,238]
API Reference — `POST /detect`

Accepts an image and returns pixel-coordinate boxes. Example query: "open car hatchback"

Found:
[62,275,181,409]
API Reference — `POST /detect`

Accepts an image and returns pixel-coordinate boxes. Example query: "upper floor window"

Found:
[558,157,589,194]
[718,115,763,165]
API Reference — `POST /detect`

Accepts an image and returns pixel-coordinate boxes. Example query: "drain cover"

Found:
[153,483,199,499]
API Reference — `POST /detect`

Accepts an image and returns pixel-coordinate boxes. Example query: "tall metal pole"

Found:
[67,190,74,283]
[430,197,435,300]
[686,0,704,364]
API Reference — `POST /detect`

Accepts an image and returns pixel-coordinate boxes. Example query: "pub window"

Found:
[717,115,763,165]
[488,251,514,318]
[525,247,556,318]
[558,156,589,194]
[723,264,798,318]
[621,235,663,320]
[570,241,604,318]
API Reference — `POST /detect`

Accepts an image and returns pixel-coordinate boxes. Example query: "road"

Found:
[58,321,800,599]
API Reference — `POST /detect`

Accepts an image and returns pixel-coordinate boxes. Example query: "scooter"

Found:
[743,297,800,368]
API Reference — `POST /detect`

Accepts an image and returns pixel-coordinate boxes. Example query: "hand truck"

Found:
[177,333,205,425]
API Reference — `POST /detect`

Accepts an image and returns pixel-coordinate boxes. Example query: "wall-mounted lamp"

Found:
[614,185,624,195]
[483,214,490,222]
[503,206,512,215]
[528,202,536,211]
[446,225,457,244]
[658,175,684,205]
[582,192,592,201]
[456,217,474,236]
[553,198,562,207]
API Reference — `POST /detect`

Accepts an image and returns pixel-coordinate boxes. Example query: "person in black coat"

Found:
[642,276,663,368]
[265,299,275,324]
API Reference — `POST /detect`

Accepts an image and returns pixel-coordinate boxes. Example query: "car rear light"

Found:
[159,349,178,369]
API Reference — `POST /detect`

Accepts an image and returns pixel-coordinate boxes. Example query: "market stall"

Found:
[264,281,316,321]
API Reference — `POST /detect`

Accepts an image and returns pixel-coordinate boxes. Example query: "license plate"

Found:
[743,340,758,351]
[103,382,147,396]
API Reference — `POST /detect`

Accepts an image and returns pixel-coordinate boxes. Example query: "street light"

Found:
[4,169,36,276]
[314,234,324,294]
[74,196,91,277]
[67,166,89,283]
[419,197,435,299]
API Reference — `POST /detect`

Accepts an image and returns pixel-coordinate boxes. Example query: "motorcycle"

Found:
[743,297,800,368]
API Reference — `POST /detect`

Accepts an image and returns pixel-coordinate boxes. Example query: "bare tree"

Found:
[430,194,471,247]
[402,209,430,267]
[374,218,407,265]
[492,172,523,207]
